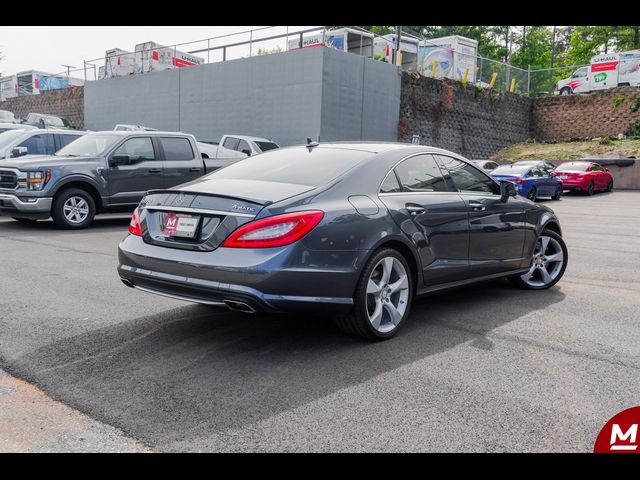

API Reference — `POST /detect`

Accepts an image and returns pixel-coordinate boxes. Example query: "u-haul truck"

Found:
[556,50,640,95]
[134,41,204,74]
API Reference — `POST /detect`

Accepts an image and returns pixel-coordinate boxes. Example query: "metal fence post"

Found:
[207,39,210,64]
[249,29,253,57]
[83,60,87,82]
[505,63,511,92]
[527,65,531,96]
[223,47,226,62]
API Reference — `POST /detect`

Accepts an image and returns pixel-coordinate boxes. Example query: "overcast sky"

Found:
[0,26,319,78]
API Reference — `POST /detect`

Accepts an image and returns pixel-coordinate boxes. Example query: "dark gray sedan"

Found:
[118,142,568,340]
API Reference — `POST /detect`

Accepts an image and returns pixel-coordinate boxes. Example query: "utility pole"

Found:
[393,26,402,66]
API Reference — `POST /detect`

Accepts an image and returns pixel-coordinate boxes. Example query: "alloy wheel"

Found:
[365,257,410,333]
[63,196,90,224]
[527,188,537,201]
[519,235,565,288]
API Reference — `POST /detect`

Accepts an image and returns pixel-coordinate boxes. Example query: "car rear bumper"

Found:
[559,180,586,191]
[0,194,52,219]
[117,235,362,314]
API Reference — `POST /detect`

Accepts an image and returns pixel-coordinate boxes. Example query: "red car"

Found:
[554,161,614,195]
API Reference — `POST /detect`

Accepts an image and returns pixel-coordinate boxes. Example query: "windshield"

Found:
[0,129,27,149]
[556,162,589,172]
[56,133,120,157]
[492,165,530,176]
[208,147,371,186]
[253,141,279,152]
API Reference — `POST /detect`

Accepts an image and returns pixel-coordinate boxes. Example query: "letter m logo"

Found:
[610,424,638,451]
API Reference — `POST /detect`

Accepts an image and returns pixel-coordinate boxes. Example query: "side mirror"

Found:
[109,154,131,167]
[500,180,517,202]
[11,146,28,158]
[549,171,556,177]
[241,149,251,156]
[605,168,609,172]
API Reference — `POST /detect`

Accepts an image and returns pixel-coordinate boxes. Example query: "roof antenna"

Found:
[306,137,319,151]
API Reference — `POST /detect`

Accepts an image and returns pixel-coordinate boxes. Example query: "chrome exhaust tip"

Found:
[120,277,134,288]
[224,300,256,314]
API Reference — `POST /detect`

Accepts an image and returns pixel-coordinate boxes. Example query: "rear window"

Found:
[556,162,589,172]
[208,147,371,186]
[160,137,194,160]
[254,141,279,152]
[492,165,530,176]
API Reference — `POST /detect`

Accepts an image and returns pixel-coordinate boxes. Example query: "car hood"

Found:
[174,177,316,205]
[0,155,100,169]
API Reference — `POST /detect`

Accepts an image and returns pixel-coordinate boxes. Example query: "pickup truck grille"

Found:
[0,170,18,189]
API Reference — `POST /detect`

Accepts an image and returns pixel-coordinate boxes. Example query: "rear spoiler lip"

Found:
[144,189,269,206]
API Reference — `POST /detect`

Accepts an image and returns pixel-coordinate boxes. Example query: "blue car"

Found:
[490,164,563,201]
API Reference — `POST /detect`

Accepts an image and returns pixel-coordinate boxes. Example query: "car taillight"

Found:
[517,178,526,184]
[129,207,142,236]
[221,211,324,248]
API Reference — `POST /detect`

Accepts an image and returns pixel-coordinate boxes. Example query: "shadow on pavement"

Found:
[0,216,131,233]
[8,279,565,449]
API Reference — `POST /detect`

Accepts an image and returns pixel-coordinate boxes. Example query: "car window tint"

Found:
[237,139,251,154]
[58,134,82,149]
[113,137,155,161]
[591,164,602,171]
[223,137,240,150]
[437,155,499,194]
[160,137,194,160]
[487,162,498,170]
[18,133,55,155]
[380,172,402,193]
[394,154,450,192]
[530,168,544,177]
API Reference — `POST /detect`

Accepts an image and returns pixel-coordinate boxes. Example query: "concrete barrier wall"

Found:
[85,47,400,147]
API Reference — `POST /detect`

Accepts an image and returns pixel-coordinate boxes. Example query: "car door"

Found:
[236,138,252,157]
[529,167,550,196]
[219,136,247,159]
[157,136,203,188]
[572,66,590,93]
[590,163,606,188]
[437,155,528,277]
[378,153,470,286]
[539,166,558,195]
[106,136,164,206]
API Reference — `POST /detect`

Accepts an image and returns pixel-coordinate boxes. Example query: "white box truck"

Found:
[104,48,137,78]
[555,50,640,95]
[0,75,18,101]
[417,35,478,83]
[134,41,204,74]
[325,28,375,57]
[15,70,83,96]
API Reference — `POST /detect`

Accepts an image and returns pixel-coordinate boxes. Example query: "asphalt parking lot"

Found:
[0,191,638,452]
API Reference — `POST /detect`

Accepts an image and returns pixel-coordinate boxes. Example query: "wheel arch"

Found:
[365,235,422,295]
[51,178,103,211]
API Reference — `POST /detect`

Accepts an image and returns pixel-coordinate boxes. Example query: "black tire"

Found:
[526,187,537,201]
[51,188,96,229]
[12,217,37,223]
[559,87,572,95]
[586,181,595,196]
[509,229,568,290]
[334,248,413,341]
[606,179,613,192]
[552,185,562,200]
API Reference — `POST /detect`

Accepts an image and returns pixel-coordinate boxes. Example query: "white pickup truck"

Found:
[197,134,280,170]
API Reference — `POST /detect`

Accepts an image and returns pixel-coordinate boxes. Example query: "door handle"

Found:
[148,168,162,173]
[189,167,201,172]
[405,203,426,215]
[469,201,485,211]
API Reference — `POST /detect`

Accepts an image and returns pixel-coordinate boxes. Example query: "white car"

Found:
[0,128,85,160]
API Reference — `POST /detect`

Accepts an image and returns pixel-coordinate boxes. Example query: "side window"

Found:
[393,154,450,192]
[159,137,194,160]
[380,172,402,193]
[58,134,81,149]
[237,139,251,154]
[437,155,500,195]
[530,168,544,177]
[19,134,54,155]
[591,164,602,171]
[112,137,155,161]
[223,137,240,150]
[487,162,499,170]
[573,67,587,78]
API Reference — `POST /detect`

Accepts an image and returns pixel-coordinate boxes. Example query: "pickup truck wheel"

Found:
[52,188,96,229]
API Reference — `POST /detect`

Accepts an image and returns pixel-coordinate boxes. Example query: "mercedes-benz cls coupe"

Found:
[118,142,568,340]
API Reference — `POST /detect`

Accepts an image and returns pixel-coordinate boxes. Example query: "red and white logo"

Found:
[163,213,178,237]
[594,406,640,453]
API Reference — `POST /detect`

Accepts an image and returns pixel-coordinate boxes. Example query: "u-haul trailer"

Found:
[134,41,204,74]
[373,34,420,70]
[15,70,83,97]
[103,48,137,78]
[417,35,478,83]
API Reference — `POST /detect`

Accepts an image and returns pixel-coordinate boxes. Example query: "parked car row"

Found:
[472,159,614,201]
